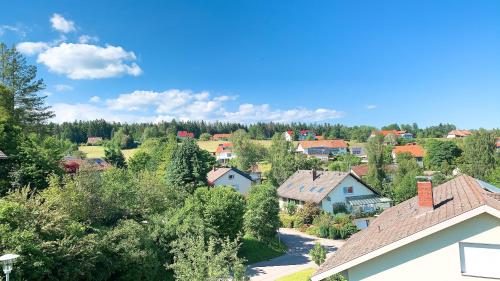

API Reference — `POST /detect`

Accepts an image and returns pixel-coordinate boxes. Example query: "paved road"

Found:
[247,228,345,281]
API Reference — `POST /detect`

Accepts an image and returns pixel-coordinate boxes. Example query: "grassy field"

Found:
[275,268,316,281]
[239,235,287,265]
[78,146,138,160]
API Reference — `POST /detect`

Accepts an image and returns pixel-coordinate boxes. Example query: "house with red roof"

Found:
[215,142,236,164]
[284,130,317,141]
[447,130,472,138]
[86,136,103,146]
[392,143,425,167]
[211,133,232,141]
[176,131,194,140]
[297,140,348,161]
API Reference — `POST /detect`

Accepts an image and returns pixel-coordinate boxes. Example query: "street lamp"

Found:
[0,254,19,281]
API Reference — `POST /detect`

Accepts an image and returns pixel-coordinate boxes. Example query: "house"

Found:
[177,131,194,140]
[86,136,103,146]
[312,175,500,281]
[495,137,500,151]
[350,165,369,179]
[62,157,112,173]
[392,143,425,168]
[371,130,414,139]
[207,167,253,194]
[215,142,236,164]
[297,140,348,161]
[350,147,367,162]
[284,130,295,141]
[298,130,317,141]
[0,150,7,160]
[277,170,391,216]
[447,130,472,138]
[211,133,232,141]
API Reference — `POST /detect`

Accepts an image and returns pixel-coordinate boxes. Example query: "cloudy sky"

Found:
[1,1,499,127]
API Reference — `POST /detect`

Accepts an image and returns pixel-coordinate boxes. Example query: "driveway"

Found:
[247,228,345,281]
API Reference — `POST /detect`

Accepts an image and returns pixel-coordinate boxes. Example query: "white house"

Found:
[215,143,236,164]
[296,140,348,161]
[284,130,294,141]
[392,143,425,168]
[447,130,472,138]
[312,175,500,281]
[277,170,391,216]
[207,167,253,194]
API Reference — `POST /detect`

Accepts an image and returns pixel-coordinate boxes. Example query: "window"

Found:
[344,186,354,194]
[310,187,316,192]
[459,242,500,278]
[299,186,304,192]
[227,153,232,157]
[228,174,234,180]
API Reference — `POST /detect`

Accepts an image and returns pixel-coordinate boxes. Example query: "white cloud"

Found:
[50,13,75,33]
[365,104,377,110]
[54,84,73,92]
[89,96,101,103]
[78,35,98,44]
[51,90,343,123]
[37,43,142,79]
[16,41,50,55]
[0,25,25,37]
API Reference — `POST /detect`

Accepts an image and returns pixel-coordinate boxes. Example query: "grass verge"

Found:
[275,268,316,281]
[239,235,287,265]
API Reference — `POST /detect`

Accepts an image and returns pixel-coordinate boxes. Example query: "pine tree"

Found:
[0,43,53,128]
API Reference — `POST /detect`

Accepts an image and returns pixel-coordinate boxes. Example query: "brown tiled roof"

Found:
[350,165,369,178]
[62,157,112,172]
[378,130,406,136]
[212,133,232,140]
[0,150,7,159]
[392,143,425,158]
[277,170,375,203]
[298,140,348,149]
[207,167,252,185]
[314,175,500,278]
[448,130,472,137]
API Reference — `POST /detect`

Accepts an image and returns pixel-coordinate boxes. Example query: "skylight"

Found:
[317,187,324,193]
[299,186,304,192]
[310,187,316,192]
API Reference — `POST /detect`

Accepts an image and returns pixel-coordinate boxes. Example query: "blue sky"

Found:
[0,1,499,128]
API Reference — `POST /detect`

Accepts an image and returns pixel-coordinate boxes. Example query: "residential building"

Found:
[370,130,414,139]
[0,150,7,160]
[447,130,472,138]
[211,133,232,141]
[350,147,367,162]
[62,157,112,173]
[277,170,391,216]
[207,167,253,194]
[392,143,425,168]
[215,142,236,164]
[298,130,317,140]
[297,140,348,161]
[312,175,500,281]
[177,131,195,140]
[350,164,369,179]
[86,136,103,145]
[284,130,295,141]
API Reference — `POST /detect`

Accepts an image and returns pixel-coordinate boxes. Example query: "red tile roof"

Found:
[215,142,233,154]
[378,130,407,136]
[177,131,194,138]
[298,140,348,149]
[211,133,232,140]
[351,164,369,178]
[393,143,425,158]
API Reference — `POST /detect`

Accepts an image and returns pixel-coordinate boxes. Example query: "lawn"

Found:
[239,235,287,265]
[78,146,138,160]
[275,268,316,281]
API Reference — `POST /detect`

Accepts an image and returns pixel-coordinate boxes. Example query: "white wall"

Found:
[214,170,253,194]
[320,175,375,213]
[346,213,500,281]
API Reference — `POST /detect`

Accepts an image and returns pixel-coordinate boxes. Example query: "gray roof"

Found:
[277,170,376,203]
[314,175,500,279]
[0,150,7,159]
[346,195,391,206]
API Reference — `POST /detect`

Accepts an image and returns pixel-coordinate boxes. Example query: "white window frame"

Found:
[459,242,500,279]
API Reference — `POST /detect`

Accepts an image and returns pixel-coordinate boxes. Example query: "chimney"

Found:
[312,169,317,181]
[417,181,434,209]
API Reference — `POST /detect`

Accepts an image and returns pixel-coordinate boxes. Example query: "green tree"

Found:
[230,129,266,171]
[0,44,53,128]
[365,134,388,192]
[128,151,152,173]
[391,153,421,203]
[309,243,327,265]
[460,130,496,179]
[426,140,462,171]
[165,138,214,193]
[244,184,280,242]
[199,132,212,141]
[105,144,127,168]
[267,133,296,186]
[328,153,362,172]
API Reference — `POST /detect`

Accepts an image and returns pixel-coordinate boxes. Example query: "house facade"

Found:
[215,143,236,164]
[312,175,500,281]
[297,140,348,161]
[392,143,425,168]
[277,170,391,216]
[447,130,472,138]
[86,136,103,146]
[370,130,414,139]
[207,167,253,194]
[176,131,194,140]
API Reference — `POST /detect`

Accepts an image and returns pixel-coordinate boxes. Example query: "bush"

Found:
[279,213,295,228]
[284,202,297,215]
[296,202,321,225]
[305,225,319,236]
[309,243,327,265]
[292,215,304,229]
[328,214,359,239]
[318,225,329,238]
[199,133,211,141]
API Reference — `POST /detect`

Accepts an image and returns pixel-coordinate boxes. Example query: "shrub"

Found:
[292,215,304,229]
[305,225,319,236]
[284,202,297,215]
[309,243,327,265]
[328,213,359,239]
[296,202,321,225]
[279,213,295,228]
[318,225,329,238]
